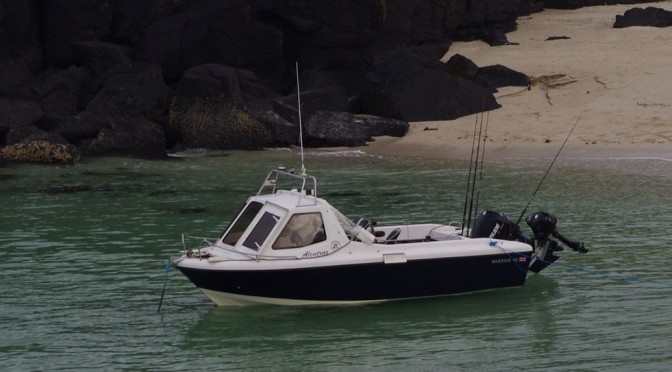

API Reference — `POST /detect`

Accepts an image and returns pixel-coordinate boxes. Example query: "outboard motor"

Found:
[525,211,587,273]
[471,210,527,242]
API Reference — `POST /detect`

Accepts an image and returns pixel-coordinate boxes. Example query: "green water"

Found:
[1,150,671,371]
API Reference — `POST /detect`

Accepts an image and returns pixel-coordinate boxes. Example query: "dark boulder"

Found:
[0,46,44,95]
[543,0,585,10]
[81,115,165,158]
[73,40,134,78]
[291,69,343,92]
[247,106,298,147]
[169,95,272,150]
[272,1,380,73]
[481,28,512,46]
[360,52,500,122]
[85,62,168,121]
[109,0,182,44]
[476,64,530,91]
[5,125,67,146]
[47,111,165,159]
[136,0,283,83]
[174,63,279,104]
[20,66,90,116]
[428,54,529,92]
[614,7,672,28]
[40,0,113,66]
[54,112,110,143]
[0,0,41,46]
[170,64,282,149]
[443,54,479,80]
[354,114,409,138]
[303,111,409,147]
[0,99,42,141]
[274,87,351,123]
[453,0,520,43]
[0,140,81,164]
[0,0,42,94]
[304,111,370,147]
[518,1,545,16]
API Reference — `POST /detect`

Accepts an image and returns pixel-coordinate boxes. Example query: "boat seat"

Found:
[356,218,371,229]
[385,228,401,244]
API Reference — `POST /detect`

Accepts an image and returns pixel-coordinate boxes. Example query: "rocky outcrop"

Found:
[360,52,501,121]
[304,111,409,147]
[0,140,80,163]
[0,99,42,130]
[1,0,652,163]
[614,7,672,28]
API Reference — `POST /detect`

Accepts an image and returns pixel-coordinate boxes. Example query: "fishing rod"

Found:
[461,97,490,236]
[461,110,481,236]
[465,109,486,234]
[472,110,490,223]
[513,109,585,227]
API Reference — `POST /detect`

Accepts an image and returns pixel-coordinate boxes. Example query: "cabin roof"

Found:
[253,189,326,212]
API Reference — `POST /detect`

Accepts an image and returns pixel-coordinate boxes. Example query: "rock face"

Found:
[614,7,672,28]
[0,140,81,163]
[361,52,501,121]
[0,0,649,163]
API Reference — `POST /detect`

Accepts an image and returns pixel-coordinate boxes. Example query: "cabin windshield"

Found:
[221,201,263,246]
[242,211,281,251]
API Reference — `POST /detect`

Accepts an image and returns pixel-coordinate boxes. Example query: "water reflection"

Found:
[180,277,560,369]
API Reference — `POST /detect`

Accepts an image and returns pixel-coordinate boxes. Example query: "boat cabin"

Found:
[214,168,369,258]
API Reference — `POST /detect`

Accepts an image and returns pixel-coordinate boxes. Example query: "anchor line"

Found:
[157,258,172,313]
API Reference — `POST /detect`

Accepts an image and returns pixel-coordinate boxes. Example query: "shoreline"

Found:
[355,3,672,161]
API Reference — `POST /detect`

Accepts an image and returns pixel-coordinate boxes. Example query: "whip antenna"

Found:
[514,109,585,227]
[295,62,306,176]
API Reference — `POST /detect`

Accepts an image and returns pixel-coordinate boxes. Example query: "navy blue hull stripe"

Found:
[178,254,529,302]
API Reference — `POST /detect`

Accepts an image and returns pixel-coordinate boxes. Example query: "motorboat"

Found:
[172,167,587,306]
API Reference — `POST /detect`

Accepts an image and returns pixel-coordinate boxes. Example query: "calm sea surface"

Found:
[1,150,671,371]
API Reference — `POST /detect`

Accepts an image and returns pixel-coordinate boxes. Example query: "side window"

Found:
[221,202,263,246]
[273,212,326,250]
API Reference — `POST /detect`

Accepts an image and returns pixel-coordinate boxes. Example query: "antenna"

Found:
[295,62,306,176]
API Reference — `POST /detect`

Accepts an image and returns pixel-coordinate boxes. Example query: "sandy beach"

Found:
[362,2,672,160]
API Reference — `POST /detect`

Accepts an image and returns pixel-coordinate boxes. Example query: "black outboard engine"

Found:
[525,211,587,273]
[471,210,529,243]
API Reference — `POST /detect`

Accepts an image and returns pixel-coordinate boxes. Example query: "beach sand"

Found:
[361,2,672,160]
